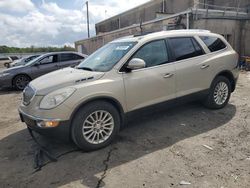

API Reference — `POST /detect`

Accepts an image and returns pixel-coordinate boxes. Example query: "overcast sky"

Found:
[0,0,149,47]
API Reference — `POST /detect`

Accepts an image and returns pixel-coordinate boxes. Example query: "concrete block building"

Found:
[75,0,250,57]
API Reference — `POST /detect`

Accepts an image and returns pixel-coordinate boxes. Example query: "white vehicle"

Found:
[10,55,40,67]
[19,30,239,151]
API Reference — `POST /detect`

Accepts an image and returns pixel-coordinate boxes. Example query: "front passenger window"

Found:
[39,55,58,64]
[39,55,55,64]
[132,40,169,68]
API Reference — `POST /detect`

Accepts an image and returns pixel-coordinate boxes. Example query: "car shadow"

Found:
[0,102,236,187]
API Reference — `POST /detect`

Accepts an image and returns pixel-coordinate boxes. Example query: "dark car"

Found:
[10,55,41,67]
[0,51,87,90]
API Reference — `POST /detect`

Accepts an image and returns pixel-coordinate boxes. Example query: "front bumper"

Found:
[0,75,13,88]
[19,109,71,141]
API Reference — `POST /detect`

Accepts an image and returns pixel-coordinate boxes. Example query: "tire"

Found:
[4,62,10,68]
[71,101,121,151]
[203,76,231,109]
[13,75,31,90]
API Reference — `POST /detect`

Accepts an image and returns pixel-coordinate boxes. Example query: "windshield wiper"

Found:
[76,67,93,71]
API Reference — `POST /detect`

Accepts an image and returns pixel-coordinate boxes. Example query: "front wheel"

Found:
[71,101,120,151]
[13,75,31,90]
[4,62,10,68]
[203,76,231,109]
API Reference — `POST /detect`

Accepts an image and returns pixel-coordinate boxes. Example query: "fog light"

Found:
[37,120,59,128]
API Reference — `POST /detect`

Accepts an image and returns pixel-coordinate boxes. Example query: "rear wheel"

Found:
[13,75,31,90]
[71,101,120,151]
[203,76,231,109]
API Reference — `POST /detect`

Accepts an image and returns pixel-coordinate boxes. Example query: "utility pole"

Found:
[162,0,165,13]
[186,12,189,29]
[86,1,90,38]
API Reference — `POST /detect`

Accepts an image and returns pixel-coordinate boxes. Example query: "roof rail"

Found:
[112,35,134,41]
[167,29,211,33]
[133,31,154,37]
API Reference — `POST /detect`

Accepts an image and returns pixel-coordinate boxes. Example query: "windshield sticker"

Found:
[115,46,130,50]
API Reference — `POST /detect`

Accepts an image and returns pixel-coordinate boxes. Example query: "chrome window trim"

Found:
[117,36,229,74]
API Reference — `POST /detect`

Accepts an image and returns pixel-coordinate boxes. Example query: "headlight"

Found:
[0,72,10,77]
[40,87,76,109]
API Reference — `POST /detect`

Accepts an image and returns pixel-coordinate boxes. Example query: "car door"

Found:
[168,37,209,98]
[31,54,59,78]
[58,53,82,68]
[122,39,176,111]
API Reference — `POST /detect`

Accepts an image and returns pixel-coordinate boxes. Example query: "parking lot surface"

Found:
[0,72,249,188]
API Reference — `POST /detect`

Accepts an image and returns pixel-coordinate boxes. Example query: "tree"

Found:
[0,45,76,53]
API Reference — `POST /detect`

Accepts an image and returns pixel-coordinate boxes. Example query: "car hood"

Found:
[30,67,105,95]
[1,65,25,72]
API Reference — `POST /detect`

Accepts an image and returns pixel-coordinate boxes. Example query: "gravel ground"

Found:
[0,72,249,188]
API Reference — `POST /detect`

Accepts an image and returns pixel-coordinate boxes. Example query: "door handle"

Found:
[200,64,210,69]
[163,73,174,78]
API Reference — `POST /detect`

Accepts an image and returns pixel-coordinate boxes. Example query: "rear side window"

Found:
[132,40,169,68]
[169,37,204,61]
[199,36,227,52]
[60,53,75,62]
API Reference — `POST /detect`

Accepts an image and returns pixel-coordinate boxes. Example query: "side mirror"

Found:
[127,58,146,70]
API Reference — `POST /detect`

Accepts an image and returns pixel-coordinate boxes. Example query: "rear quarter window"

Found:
[169,37,204,61]
[199,36,227,52]
[60,53,75,61]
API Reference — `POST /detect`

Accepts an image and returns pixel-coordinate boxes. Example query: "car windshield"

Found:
[77,42,137,72]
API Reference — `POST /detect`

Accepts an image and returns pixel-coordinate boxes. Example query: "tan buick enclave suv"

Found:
[19,30,239,151]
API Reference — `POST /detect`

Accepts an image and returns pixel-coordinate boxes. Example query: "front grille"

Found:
[23,85,35,105]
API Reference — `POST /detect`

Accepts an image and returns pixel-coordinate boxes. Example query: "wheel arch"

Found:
[12,73,32,87]
[213,70,236,92]
[69,96,125,130]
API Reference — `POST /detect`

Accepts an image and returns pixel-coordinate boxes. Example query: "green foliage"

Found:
[0,45,76,53]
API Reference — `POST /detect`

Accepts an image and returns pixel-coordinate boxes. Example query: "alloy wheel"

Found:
[15,76,30,90]
[82,110,114,144]
[213,81,229,105]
